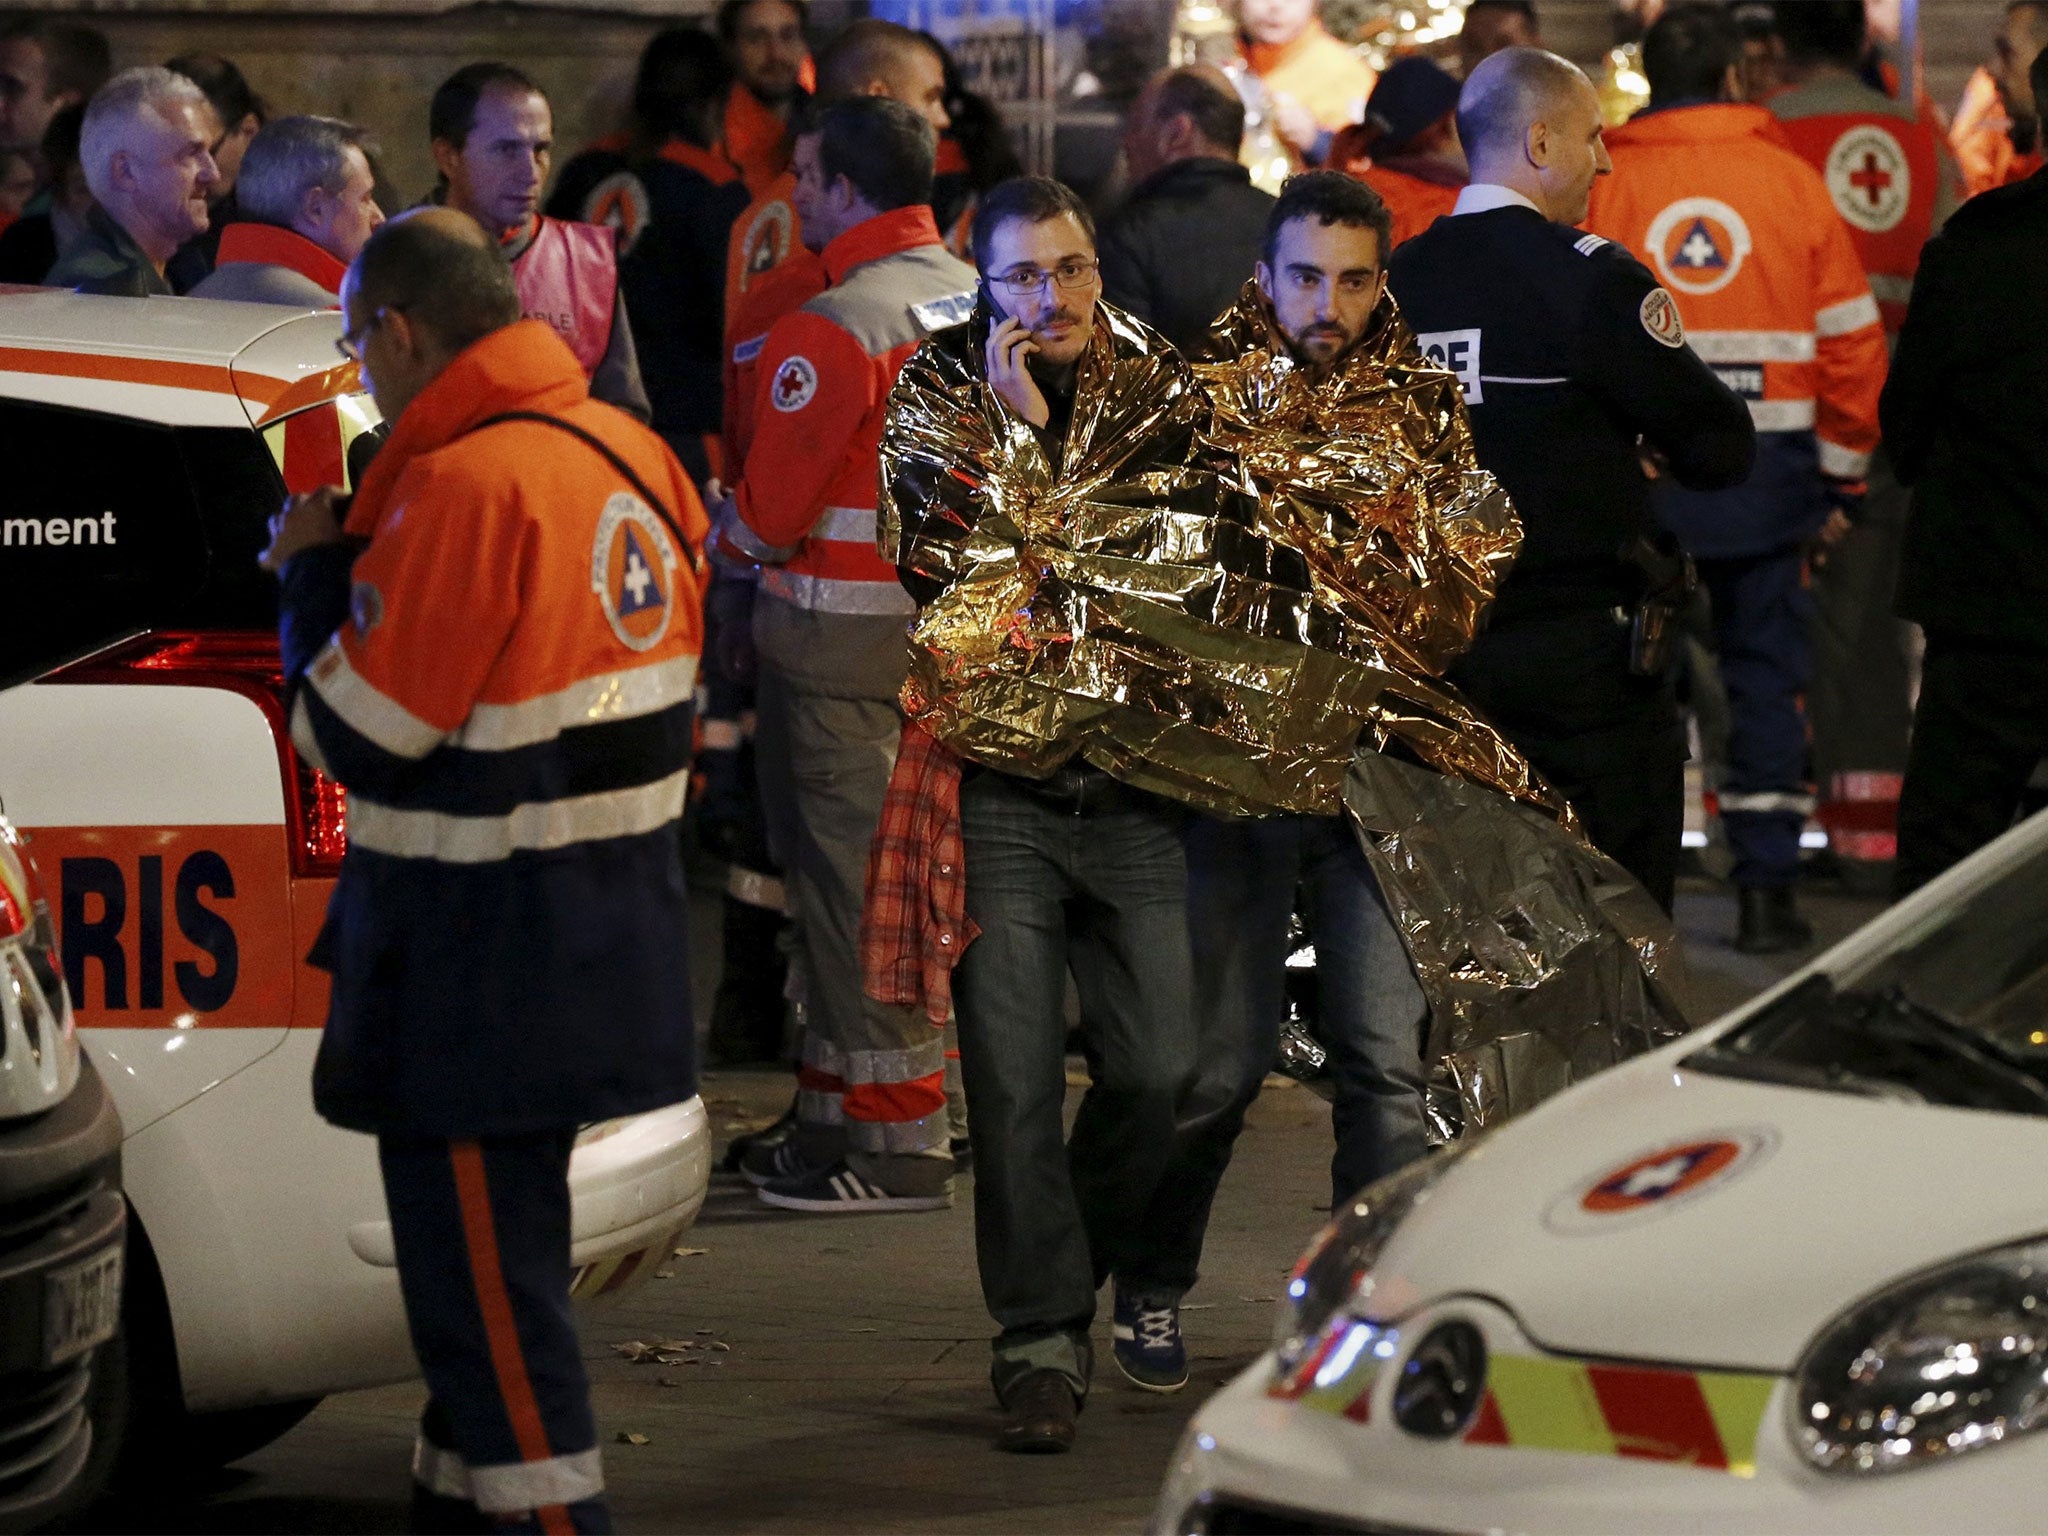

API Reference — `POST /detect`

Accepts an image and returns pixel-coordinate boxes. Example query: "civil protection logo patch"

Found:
[739,200,794,287]
[583,169,653,257]
[591,492,677,651]
[771,355,817,412]
[1645,197,1753,297]
[1825,124,1911,234]
[1639,286,1687,348]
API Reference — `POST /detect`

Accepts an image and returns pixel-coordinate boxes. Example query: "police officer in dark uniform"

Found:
[1386,45,1753,911]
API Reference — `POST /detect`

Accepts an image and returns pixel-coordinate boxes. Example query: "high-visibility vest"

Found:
[510,216,617,379]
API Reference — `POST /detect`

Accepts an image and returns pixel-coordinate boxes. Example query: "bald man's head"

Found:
[341,207,525,423]
[1125,63,1245,182]
[1456,46,1609,224]
[814,19,950,129]
[348,206,520,355]
[1456,45,1581,165]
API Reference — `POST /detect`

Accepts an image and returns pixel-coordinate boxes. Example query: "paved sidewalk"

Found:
[119,880,1876,1533]
[126,1068,1330,1534]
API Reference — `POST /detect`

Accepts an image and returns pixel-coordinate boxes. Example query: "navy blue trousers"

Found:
[1699,549,1814,889]
[379,1132,610,1534]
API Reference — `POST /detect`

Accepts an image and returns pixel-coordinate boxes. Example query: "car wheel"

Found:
[58,1208,324,1528]
[179,1397,323,1469]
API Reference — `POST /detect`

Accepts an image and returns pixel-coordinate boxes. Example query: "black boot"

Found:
[721,1093,797,1174]
[1735,886,1813,954]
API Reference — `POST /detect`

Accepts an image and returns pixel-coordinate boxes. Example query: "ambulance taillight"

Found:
[52,632,349,879]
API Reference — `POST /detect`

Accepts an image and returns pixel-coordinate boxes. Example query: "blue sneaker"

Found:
[1112,1287,1188,1393]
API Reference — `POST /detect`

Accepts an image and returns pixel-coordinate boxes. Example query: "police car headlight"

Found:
[1273,1142,1476,1366]
[1794,1239,2048,1475]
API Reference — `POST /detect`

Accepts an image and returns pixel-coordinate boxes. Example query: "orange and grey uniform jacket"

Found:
[504,214,652,424]
[282,320,709,1138]
[720,170,825,473]
[726,205,977,699]
[1353,160,1463,249]
[1769,72,1961,336]
[723,247,827,475]
[1587,102,1888,558]
[720,84,799,200]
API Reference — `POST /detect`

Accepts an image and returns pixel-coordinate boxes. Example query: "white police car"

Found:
[1156,807,2048,1535]
[0,288,710,1481]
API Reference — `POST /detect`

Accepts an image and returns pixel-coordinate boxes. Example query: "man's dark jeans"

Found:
[1121,812,1428,1305]
[1896,630,2048,897]
[951,766,1197,1404]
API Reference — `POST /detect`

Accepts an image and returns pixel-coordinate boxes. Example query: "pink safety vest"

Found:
[510,216,617,379]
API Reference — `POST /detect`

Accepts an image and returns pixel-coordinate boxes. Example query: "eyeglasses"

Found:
[335,307,392,363]
[990,258,1099,298]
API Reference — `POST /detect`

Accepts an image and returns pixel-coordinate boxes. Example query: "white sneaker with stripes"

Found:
[756,1159,951,1213]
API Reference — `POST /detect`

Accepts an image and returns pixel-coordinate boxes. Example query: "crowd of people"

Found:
[11,0,2048,1528]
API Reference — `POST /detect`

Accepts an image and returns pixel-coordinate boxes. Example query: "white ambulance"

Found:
[1155,807,2048,1536]
[0,288,709,1486]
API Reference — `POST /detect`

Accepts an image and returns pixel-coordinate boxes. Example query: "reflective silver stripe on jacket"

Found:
[1687,329,1816,364]
[290,693,331,774]
[809,505,879,543]
[453,655,699,752]
[760,568,915,615]
[345,767,690,863]
[1815,292,1882,336]
[307,640,446,759]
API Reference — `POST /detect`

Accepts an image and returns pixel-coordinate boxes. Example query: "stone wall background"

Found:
[12,0,2019,209]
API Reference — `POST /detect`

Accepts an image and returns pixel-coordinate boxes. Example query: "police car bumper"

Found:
[345,1096,710,1298]
[1152,1316,2048,1536]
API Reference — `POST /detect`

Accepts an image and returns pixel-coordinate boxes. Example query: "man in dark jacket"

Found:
[548,27,751,482]
[1883,45,2048,896]
[190,115,384,305]
[260,208,707,1534]
[50,65,218,295]
[1098,65,1274,353]
[1387,47,1754,911]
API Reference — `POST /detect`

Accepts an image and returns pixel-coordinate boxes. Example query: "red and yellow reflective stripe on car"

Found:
[1271,1332,1778,1477]
[1464,1354,1776,1476]
[569,1226,688,1301]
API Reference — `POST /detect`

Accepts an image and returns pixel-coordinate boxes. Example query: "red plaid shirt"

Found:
[861,721,977,1024]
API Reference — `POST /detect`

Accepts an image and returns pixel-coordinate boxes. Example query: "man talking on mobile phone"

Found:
[883,176,1206,1454]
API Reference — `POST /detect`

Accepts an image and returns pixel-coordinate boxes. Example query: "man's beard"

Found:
[1289,322,1354,362]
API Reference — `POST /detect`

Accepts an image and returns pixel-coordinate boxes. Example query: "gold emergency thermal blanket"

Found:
[879,290,1691,1137]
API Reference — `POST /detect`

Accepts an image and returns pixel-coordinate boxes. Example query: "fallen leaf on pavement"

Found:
[617,1432,650,1446]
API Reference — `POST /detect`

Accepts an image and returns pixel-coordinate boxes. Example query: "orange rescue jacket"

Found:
[1587,102,1885,485]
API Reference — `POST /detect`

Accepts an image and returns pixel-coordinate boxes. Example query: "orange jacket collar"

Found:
[822,205,943,285]
[216,221,348,295]
[1243,19,1330,76]
[1609,101,1781,147]
[345,320,588,538]
[722,85,796,194]
[661,137,743,185]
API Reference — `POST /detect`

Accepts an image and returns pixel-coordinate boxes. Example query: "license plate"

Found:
[44,1244,123,1368]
